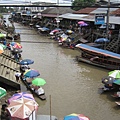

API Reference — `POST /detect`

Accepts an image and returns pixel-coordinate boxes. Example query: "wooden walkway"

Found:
[0,49,20,89]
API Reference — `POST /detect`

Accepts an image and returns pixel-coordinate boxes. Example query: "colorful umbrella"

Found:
[8,92,35,104]
[10,42,22,49]
[19,59,34,65]
[7,97,38,119]
[66,30,74,34]
[0,87,7,99]
[64,113,90,120]
[32,78,46,86]
[108,70,120,79]
[78,21,85,24]
[24,69,40,78]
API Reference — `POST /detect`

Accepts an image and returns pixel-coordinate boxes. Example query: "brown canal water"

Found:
[3,15,120,120]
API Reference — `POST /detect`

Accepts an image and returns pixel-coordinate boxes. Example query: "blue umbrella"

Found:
[24,69,40,78]
[19,59,34,65]
[94,38,110,43]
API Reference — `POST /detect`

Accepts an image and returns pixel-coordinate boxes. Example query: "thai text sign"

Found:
[95,14,105,25]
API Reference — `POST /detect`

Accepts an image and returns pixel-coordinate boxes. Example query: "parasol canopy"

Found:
[108,70,120,79]
[8,92,35,104]
[64,113,90,120]
[0,87,7,99]
[24,69,40,78]
[19,59,34,65]
[7,97,38,119]
[32,78,46,86]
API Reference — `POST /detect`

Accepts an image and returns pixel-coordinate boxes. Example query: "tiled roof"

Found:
[110,8,120,16]
[73,7,97,14]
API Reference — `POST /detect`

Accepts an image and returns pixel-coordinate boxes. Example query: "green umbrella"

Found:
[32,78,46,86]
[108,70,120,79]
[0,33,6,38]
[0,87,7,99]
[0,44,6,49]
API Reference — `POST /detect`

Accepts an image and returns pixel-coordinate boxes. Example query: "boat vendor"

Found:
[34,86,45,95]
[1,104,11,120]
[20,64,30,73]
[15,71,21,82]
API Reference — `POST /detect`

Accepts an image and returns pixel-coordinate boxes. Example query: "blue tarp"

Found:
[76,44,120,60]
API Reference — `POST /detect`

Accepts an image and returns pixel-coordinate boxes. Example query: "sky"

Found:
[0,0,72,4]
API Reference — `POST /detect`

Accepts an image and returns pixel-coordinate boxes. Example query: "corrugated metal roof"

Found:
[90,8,119,14]
[59,13,120,25]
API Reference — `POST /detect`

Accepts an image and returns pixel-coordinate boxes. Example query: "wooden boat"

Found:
[76,44,120,70]
[20,76,46,101]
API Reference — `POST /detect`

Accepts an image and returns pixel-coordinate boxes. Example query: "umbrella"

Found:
[0,45,4,54]
[0,44,6,49]
[7,97,38,119]
[64,113,90,120]
[102,76,115,85]
[113,79,120,85]
[10,42,22,49]
[78,21,85,24]
[0,33,6,38]
[108,70,120,79]
[41,27,50,32]
[32,78,46,86]
[79,23,88,27]
[24,69,40,78]
[0,87,7,99]
[19,59,34,65]
[94,38,110,43]
[8,92,35,104]
[66,30,74,34]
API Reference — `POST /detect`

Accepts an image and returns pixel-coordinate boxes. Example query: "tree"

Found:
[72,0,96,11]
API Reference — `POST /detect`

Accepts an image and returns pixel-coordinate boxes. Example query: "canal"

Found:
[3,15,120,120]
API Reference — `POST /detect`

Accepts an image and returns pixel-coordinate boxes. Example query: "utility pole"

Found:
[106,0,110,39]
[56,0,59,28]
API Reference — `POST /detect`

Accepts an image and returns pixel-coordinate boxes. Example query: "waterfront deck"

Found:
[0,49,20,89]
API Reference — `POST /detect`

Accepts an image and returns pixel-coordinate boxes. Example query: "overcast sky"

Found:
[0,0,72,4]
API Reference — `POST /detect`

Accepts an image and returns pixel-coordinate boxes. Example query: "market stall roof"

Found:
[90,8,119,14]
[59,13,120,25]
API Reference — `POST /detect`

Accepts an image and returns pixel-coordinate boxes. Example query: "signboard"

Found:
[95,14,105,25]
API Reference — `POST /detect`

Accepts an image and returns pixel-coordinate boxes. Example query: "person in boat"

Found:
[1,104,11,120]
[20,64,30,73]
[34,86,45,95]
[15,71,21,82]
[103,83,114,91]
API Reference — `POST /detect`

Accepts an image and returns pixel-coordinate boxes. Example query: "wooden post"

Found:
[49,95,52,120]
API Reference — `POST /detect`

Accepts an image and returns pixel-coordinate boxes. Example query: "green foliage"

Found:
[72,0,96,11]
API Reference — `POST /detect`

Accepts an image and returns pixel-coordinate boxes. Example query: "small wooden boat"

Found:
[20,77,46,101]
